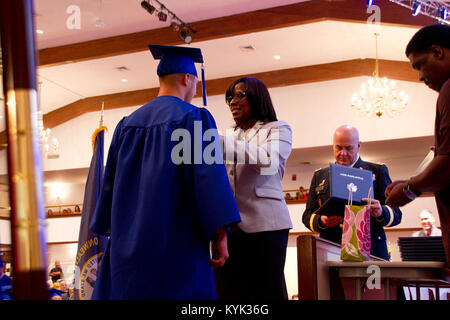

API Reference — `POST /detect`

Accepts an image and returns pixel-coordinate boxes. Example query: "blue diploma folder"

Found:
[316,163,374,216]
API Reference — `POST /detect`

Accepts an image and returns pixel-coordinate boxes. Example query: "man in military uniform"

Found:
[302,125,402,260]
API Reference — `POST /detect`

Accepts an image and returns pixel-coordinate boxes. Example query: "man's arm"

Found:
[410,154,450,193]
[386,155,450,207]
[302,171,343,232]
[210,227,229,268]
[367,164,402,227]
[302,173,322,232]
[49,269,61,277]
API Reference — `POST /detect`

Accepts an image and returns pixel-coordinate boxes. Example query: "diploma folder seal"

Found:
[315,163,374,216]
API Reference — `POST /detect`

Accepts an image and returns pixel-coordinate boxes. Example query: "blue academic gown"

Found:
[90,96,241,300]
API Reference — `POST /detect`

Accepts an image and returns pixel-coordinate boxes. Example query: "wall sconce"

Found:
[51,184,67,201]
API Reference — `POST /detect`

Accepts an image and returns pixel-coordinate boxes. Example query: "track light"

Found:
[441,8,448,20]
[179,30,193,44]
[158,11,167,21]
[367,0,374,6]
[171,22,180,32]
[412,1,421,16]
[386,0,449,24]
[141,1,156,14]
[141,0,197,42]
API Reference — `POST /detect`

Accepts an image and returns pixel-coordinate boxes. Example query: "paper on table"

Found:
[412,150,435,176]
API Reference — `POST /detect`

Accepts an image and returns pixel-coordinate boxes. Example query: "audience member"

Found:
[57,279,70,300]
[49,260,63,283]
[0,260,12,300]
[412,209,442,237]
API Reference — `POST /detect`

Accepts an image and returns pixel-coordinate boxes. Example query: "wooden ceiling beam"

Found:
[0,58,419,150]
[43,58,417,128]
[38,0,434,67]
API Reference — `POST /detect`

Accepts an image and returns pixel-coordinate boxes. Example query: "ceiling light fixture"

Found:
[141,0,197,43]
[179,29,193,44]
[351,33,409,118]
[171,21,180,32]
[36,29,44,34]
[441,7,448,20]
[412,1,421,16]
[141,1,156,14]
[158,11,167,21]
[37,81,60,159]
[386,0,449,24]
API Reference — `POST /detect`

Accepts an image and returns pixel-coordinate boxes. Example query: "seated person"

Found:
[412,209,442,237]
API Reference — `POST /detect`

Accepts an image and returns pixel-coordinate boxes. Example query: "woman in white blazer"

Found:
[214,77,293,300]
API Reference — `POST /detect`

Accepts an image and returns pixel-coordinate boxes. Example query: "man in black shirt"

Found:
[49,260,63,283]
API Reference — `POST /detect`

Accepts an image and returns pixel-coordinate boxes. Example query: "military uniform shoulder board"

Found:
[376,162,385,166]
[314,167,323,172]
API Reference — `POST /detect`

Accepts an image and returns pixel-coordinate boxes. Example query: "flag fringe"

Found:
[91,126,108,152]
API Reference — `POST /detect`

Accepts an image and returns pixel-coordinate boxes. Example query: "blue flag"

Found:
[74,128,108,300]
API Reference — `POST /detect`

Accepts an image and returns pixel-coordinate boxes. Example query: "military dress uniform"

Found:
[302,157,402,260]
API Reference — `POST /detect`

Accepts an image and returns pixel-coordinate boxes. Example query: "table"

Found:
[327,261,448,300]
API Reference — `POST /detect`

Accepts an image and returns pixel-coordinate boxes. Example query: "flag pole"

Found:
[0,0,49,299]
[74,101,108,300]
[92,102,107,152]
[100,101,104,127]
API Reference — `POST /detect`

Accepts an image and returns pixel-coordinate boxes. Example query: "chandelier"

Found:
[351,33,409,118]
[38,81,59,159]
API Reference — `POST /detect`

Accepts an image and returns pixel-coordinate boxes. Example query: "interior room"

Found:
[0,0,448,300]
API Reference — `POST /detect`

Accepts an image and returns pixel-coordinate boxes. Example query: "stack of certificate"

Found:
[398,236,446,262]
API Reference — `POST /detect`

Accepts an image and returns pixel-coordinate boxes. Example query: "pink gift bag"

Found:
[340,187,372,261]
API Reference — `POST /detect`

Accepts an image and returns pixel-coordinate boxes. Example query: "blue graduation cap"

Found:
[148,44,207,106]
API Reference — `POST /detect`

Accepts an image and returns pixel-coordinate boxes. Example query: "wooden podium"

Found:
[297,234,449,300]
[297,234,342,300]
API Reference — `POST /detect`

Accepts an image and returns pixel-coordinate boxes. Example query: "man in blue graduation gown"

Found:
[89,45,241,300]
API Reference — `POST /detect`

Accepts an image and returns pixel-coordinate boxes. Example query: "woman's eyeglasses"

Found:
[226,91,247,105]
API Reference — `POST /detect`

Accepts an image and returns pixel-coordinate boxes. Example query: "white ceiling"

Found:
[34,0,310,49]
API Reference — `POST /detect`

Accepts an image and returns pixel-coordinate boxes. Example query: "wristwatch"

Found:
[403,180,422,200]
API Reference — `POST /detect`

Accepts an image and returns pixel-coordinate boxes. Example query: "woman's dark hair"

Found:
[405,24,450,56]
[225,77,278,123]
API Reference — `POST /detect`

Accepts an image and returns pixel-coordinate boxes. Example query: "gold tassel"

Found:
[91,126,108,152]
